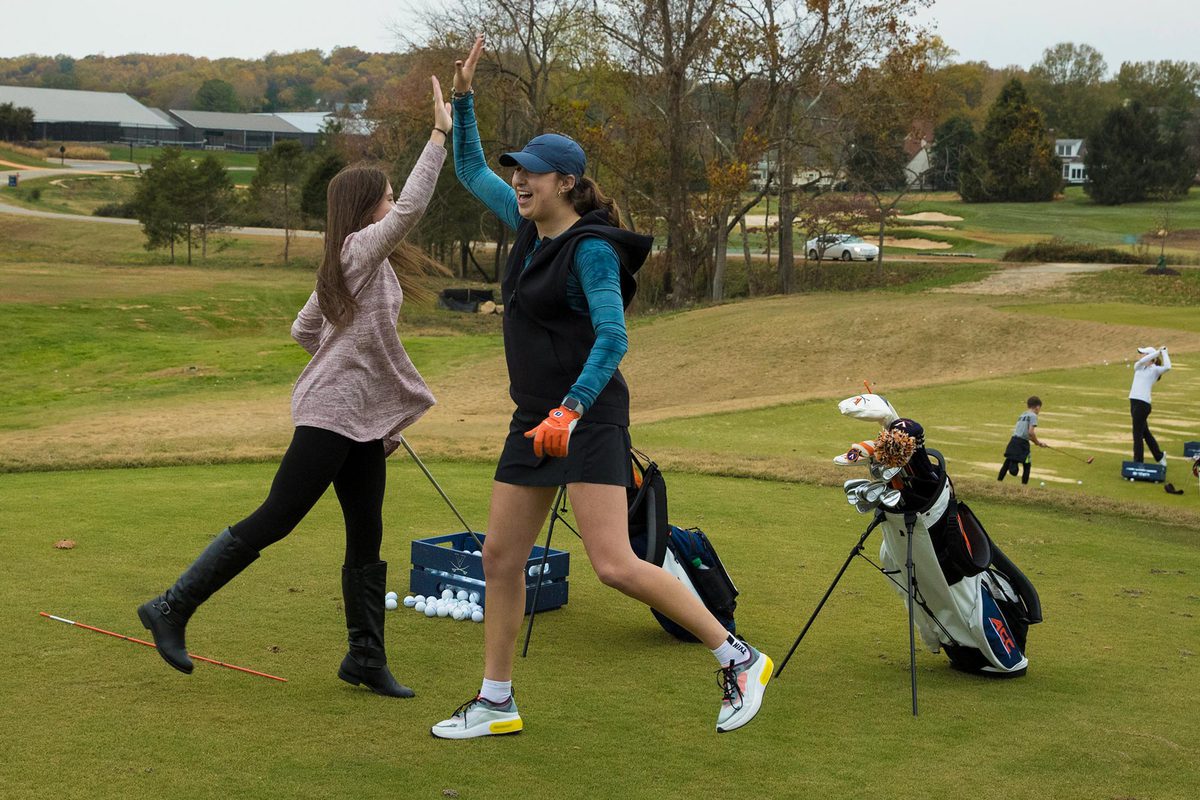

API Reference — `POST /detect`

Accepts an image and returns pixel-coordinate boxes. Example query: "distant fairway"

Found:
[2,210,1199,799]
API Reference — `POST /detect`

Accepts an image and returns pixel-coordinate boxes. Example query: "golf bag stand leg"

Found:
[776,510,886,678]
[904,513,918,718]
[521,485,568,658]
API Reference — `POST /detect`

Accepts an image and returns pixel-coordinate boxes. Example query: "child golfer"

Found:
[998,396,1045,484]
[137,78,453,699]
[430,35,772,739]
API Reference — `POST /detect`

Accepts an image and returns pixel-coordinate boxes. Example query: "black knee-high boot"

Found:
[137,528,260,674]
[338,561,414,698]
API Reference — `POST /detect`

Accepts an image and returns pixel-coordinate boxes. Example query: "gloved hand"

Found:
[524,406,581,458]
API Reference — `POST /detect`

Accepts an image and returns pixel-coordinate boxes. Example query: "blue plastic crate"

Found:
[1184,441,1199,458]
[409,532,569,614]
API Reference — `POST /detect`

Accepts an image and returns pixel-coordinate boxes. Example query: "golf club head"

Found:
[854,496,875,514]
[864,482,888,504]
[838,393,900,425]
[881,488,903,508]
[881,465,903,481]
[844,478,872,493]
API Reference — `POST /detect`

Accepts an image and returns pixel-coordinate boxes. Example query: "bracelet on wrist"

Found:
[433,126,450,136]
[451,88,474,100]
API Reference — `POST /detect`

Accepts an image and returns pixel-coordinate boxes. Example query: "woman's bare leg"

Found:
[482,481,557,681]
[567,481,729,649]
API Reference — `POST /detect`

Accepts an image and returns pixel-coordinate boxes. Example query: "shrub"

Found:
[4,143,49,160]
[93,201,136,218]
[1002,238,1142,264]
[28,187,41,202]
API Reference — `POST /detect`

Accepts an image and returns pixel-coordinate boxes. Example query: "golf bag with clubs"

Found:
[836,395,1043,677]
[627,450,739,641]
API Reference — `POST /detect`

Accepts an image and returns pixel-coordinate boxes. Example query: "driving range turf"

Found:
[1,214,1198,799]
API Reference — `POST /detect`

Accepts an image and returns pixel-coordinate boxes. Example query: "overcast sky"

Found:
[3,1,1198,72]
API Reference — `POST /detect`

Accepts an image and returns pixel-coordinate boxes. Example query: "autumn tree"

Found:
[1026,42,1115,137]
[929,114,976,191]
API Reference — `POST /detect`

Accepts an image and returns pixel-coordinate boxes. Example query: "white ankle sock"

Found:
[480,678,512,704]
[712,635,751,667]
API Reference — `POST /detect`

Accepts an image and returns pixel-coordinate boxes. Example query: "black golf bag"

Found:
[879,447,1043,676]
[627,450,739,642]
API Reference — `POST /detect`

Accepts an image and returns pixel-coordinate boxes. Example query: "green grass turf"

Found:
[1,172,139,216]
[2,462,1197,799]
[100,144,261,170]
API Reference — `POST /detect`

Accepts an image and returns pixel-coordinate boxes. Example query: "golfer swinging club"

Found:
[430,35,772,739]
[137,78,453,699]
[1129,346,1170,466]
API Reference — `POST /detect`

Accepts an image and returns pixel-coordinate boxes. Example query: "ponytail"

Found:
[567,175,623,228]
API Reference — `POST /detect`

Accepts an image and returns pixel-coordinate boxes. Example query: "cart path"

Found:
[0,195,320,238]
[934,262,1126,294]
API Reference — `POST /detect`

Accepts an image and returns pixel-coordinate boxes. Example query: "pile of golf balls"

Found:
[388,588,483,622]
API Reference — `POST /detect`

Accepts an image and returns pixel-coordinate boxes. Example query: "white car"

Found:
[806,234,879,262]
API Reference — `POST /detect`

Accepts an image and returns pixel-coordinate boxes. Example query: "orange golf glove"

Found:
[524,405,581,458]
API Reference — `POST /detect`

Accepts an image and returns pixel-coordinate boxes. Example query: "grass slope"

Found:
[2,462,1197,799]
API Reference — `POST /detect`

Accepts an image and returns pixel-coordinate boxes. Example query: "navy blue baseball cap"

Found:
[499,133,586,177]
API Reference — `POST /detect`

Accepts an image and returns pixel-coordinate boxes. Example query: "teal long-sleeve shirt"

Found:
[452,94,628,414]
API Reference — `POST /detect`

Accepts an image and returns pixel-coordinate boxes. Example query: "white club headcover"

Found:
[833,440,876,466]
[838,393,899,426]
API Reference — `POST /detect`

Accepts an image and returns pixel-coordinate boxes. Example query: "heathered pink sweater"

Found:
[290,141,446,456]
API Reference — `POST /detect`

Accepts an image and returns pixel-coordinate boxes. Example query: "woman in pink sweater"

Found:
[137,78,452,699]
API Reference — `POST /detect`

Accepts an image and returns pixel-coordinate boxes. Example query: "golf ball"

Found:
[414,601,426,613]
[452,608,466,621]
[441,589,454,600]
[1077,480,1083,485]
[424,604,437,617]
[468,592,479,604]
[437,604,451,618]
[402,595,416,608]
[414,595,425,603]
[384,597,398,611]
[471,610,484,623]
[473,550,483,557]
[456,590,469,601]
[385,591,398,601]
[1039,481,1046,487]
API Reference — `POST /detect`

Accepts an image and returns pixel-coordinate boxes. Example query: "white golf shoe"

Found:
[431,694,523,739]
[715,645,773,733]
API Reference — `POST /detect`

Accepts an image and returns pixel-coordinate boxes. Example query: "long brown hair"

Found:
[318,163,444,327]
[566,175,624,229]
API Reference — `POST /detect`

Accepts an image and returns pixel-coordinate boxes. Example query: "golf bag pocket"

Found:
[978,583,1026,672]
[650,527,739,642]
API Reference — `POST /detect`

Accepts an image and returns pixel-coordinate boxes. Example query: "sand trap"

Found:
[884,237,953,250]
[896,212,963,222]
[898,224,954,231]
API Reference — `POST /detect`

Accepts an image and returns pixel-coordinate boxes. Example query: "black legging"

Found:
[1130,399,1163,463]
[997,459,1031,484]
[230,426,386,566]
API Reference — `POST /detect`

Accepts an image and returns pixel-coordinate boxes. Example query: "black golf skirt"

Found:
[494,409,633,487]
[1003,435,1031,463]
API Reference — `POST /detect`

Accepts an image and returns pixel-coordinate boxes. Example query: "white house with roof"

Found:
[1056,138,1088,184]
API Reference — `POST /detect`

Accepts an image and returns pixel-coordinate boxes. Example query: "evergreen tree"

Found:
[194,79,241,112]
[131,148,195,263]
[251,140,308,263]
[300,151,346,229]
[960,79,1062,202]
[929,115,976,191]
[1085,101,1197,204]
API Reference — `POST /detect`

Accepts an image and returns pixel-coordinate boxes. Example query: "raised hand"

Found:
[431,75,452,133]
[454,33,485,94]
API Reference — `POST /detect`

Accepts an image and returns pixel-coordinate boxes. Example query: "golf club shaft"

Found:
[1044,443,1091,464]
[39,612,287,682]
[398,435,485,550]
[522,486,567,658]
[903,515,918,717]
